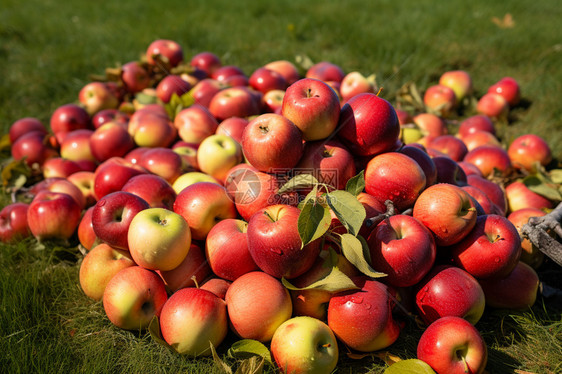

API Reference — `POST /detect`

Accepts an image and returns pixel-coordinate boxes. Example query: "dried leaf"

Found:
[234,356,265,374]
[211,342,233,374]
[492,13,515,29]
[148,316,173,350]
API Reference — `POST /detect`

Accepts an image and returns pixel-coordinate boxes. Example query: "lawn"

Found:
[1,0,562,373]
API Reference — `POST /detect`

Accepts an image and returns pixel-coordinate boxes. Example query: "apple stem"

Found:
[365,200,397,227]
[263,210,276,222]
[459,353,469,373]
[376,87,384,97]
[321,343,331,348]
[191,275,199,288]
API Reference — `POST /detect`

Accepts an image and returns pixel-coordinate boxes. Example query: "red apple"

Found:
[328,277,400,352]
[417,316,488,374]
[458,115,495,138]
[190,51,222,76]
[91,191,149,250]
[146,39,183,67]
[400,146,437,188]
[337,93,400,156]
[463,145,512,177]
[415,265,486,325]
[211,65,246,82]
[282,78,341,141]
[461,130,502,151]
[189,78,224,108]
[264,60,300,86]
[507,134,552,171]
[208,86,261,121]
[340,71,376,103]
[488,77,520,106]
[9,117,47,143]
[127,108,176,148]
[200,278,231,300]
[365,152,426,211]
[31,177,86,210]
[428,135,468,161]
[215,116,249,143]
[10,131,55,167]
[121,61,150,93]
[368,214,436,287]
[156,75,192,104]
[462,185,498,215]
[476,92,509,119]
[241,113,303,172]
[451,214,521,280]
[50,103,91,144]
[157,243,212,292]
[137,147,183,184]
[413,183,478,246]
[173,104,218,145]
[121,174,176,210]
[78,82,119,115]
[27,191,82,242]
[432,156,468,186]
[78,206,98,250]
[249,67,287,94]
[89,121,135,162]
[93,157,146,200]
[42,157,83,179]
[160,287,228,356]
[413,113,447,138]
[91,109,129,129]
[508,208,546,268]
[173,182,237,240]
[103,266,168,330]
[467,175,507,216]
[68,171,96,208]
[261,89,285,113]
[505,181,552,213]
[0,203,31,243]
[225,271,292,342]
[423,84,456,117]
[438,70,473,102]
[306,61,345,83]
[79,243,135,300]
[60,129,96,162]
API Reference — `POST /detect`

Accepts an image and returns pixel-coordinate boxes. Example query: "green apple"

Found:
[196,134,243,182]
[128,208,191,271]
[271,316,339,374]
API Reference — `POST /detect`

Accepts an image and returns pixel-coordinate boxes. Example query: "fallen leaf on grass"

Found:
[492,13,515,29]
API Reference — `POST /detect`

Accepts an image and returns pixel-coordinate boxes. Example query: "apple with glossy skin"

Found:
[173,104,218,145]
[264,60,300,86]
[328,277,400,352]
[32,177,86,210]
[271,316,339,374]
[92,109,129,129]
[225,271,292,342]
[337,92,400,156]
[368,214,436,287]
[200,278,232,300]
[196,134,243,182]
[281,78,341,141]
[412,113,447,138]
[450,214,521,279]
[400,146,437,188]
[189,78,224,108]
[488,76,520,106]
[423,84,456,117]
[156,75,192,104]
[215,116,249,143]
[417,316,488,374]
[458,161,483,178]
[146,39,183,67]
[241,113,303,172]
[365,152,426,212]
[466,176,506,217]
[508,208,546,268]
[505,181,552,212]
[10,132,56,167]
[50,103,91,144]
[121,61,150,93]
[461,185,498,215]
[413,183,477,246]
[42,157,84,179]
[476,92,509,119]
[137,147,183,184]
[128,208,191,271]
[93,157,146,200]
[249,67,287,94]
[415,265,486,325]
[160,287,228,356]
[479,261,539,309]
[295,139,356,191]
[92,191,149,250]
[103,266,168,330]
[461,130,502,152]
[458,115,495,138]
[79,82,119,115]
[507,134,552,171]
[9,117,47,144]
[89,121,135,162]
[262,89,285,113]
[428,135,468,162]
[173,182,237,240]
[205,218,258,281]
[306,61,345,83]
[208,86,261,122]
[127,108,176,148]
[0,203,31,243]
[121,174,177,210]
[157,243,211,292]
[60,129,96,162]
[68,171,96,208]
[247,204,321,279]
[463,145,512,177]
[173,142,199,172]
[78,207,98,250]
[211,65,246,82]
[172,171,220,194]
[190,51,222,76]
[438,70,473,102]
[432,156,467,186]
[340,71,376,103]
[79,243,135,300]
[27,191,82,242]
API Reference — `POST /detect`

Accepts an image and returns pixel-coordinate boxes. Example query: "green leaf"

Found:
[234,356,265,374]
[549,169,562,184]
[148,316,174,350]
[340,233,386,278]
[227,339,272,365]
[278,173,319,194]
[522,175,562,202]
[298,198,331,247]
[345,170,365,196]
[326,190,366,236]
[211,342,233,374]
[135,91,158,105]
[282,266,359,292]
[297,185,318,210]
[180,91,195,107]
[383,359,436,374]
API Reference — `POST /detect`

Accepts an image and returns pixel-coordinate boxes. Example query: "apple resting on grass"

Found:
[417,316,488,374]
[27,191,82,242]
[270,316,339,374]
[0,203,31,243]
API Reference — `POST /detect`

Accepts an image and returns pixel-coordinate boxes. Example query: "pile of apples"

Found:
[1,38,560,374]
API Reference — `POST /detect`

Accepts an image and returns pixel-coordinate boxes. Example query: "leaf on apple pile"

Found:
[326,190,366,236]
[148,316,174,351]
[135,91,158,106]
[294,54,314,71]
[522,168,562,202]
[1,158,32,193]
[0,133,11,154]
[278,173,320,194]
[282,267,359,293]
[345,170,365,196]
[165,92,195,120]
[211,342,233,374]
[395,81,425,113]
[340,233,386,278]
[549,169,562,184]
[298,197,331,248]
[382,358,436,374]
[227,339,273,365]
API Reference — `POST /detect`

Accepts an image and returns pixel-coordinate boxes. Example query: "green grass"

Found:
[1,0,562,373]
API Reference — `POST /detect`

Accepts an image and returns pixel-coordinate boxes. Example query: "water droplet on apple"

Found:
[271,248,283,255]
[350,296,363,304]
